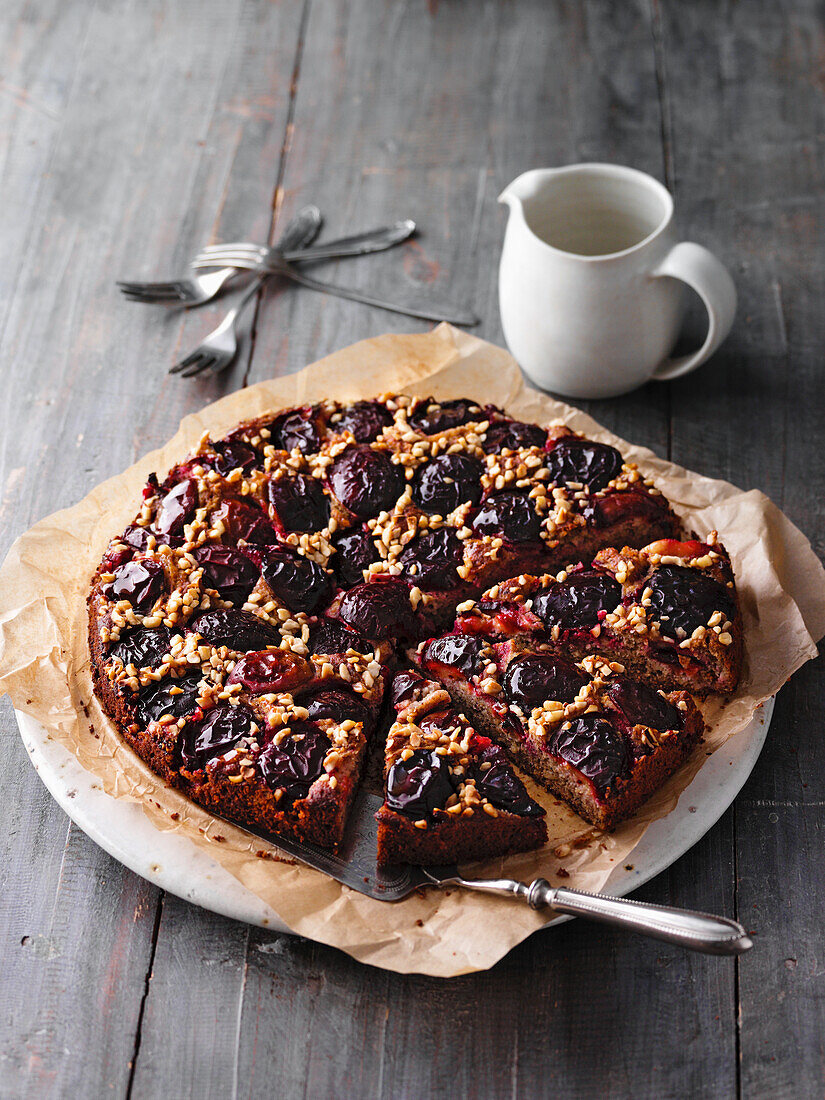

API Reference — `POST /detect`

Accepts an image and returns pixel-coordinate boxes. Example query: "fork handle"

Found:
[269,258,479,326]
[427,872,752,956]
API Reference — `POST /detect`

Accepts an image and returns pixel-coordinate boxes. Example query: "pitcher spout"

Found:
[498,167,559,209]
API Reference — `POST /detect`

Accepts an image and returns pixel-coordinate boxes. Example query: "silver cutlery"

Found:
[192,249,479,326]
[220,788,753,956]
[168,206,321,377]
[118,218,414,307]
[196,218,416,268]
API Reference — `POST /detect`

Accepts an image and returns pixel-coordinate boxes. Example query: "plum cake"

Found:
[88,393,735,859]
[414,642,705,831]
[451,536,742,696]
[375,670,547,864]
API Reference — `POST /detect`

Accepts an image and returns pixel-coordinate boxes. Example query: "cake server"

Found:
[225,788,753,957]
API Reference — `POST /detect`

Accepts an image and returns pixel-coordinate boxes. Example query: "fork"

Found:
[118,219,414,307]
[191,250,480,326]
[168,207,322,377]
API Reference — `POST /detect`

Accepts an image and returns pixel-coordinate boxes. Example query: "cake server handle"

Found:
[422,871,752,956]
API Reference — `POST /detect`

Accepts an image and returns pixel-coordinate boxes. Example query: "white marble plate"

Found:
[16,699,773,939]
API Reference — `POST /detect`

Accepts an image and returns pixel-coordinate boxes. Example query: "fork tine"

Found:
[117,281,188,295]
[119,287,190,302]
[199,243,267,255]
[181,354,218,378]
[206,353,233,375]
[169,350,206,375]
[121,292,188,306]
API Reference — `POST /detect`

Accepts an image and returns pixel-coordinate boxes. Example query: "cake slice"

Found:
[375,670,547,864]
[453,536,742,696]
[415,640,704,830]
[94,622,387,849]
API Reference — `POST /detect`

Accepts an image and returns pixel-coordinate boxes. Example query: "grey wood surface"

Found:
[0,1,822,1097]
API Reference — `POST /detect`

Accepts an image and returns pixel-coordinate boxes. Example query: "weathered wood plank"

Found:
[655,1,825,1096]
[0,1,304,1096]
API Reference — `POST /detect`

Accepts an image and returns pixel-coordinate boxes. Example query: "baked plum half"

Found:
[532,571,622,632]
[267,472,330,533]
[646,565,735,638]
[188,609,281,652]
[180,705,257,770]
[399,528,463,589]
[104,559,167,611]
[332,528,377,587]
[546,437,623,492]
[503,653,586,711]
[329,445,404,518]
[407,397,482,435]
[266,406,322,454]
[192,544,259,606]
[482,419,547,454]
[336,579,418,640]
[258,721,330,799]
[547,714,630,794]
[411,453,483,515]
[471,492,542,542]
[385,749,454,815]
[336,400,392,443]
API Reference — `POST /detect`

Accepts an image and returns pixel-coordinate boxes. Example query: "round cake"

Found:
[88,393,740,859]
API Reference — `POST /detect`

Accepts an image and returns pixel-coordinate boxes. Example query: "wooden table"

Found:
[1,2,823,1096]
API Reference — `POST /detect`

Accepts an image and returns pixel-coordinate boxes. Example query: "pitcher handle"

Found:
[650,242,737,382]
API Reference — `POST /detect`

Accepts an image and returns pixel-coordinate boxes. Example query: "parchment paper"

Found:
[1,324,824,976]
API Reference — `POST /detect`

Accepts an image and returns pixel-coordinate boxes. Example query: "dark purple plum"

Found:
[470,492,541,542]
[407,397,481,435]
[422,634,484,677]
[188,609,280,651]
[336,400,393,443]
[210,439,258,476]
[192,544,259,606]
[533,571,622,631]
[304,688,371,726]
[332,528,377,587]
[329,445,404,518]
[547,714,630,793]
[336,579,417,640]
[266,406,321,454]
[180,704,256,770]
[111,626,172,669]
[267,473,330,533]
[470,744,544,815]
[258,721,330,798]
[252,544,333,614]
[546,436,623,491]
[411,453,483,515]
[502,653,586,711]
[580,488,670,529]
[227,650,312,695]
[212,499,278,546]
[606,678,684,731]
[390,670,424,709]
[104,559,167,611]
[647,565,735,637]
[482,420,547,454]
[307,618,369,655]
[122,524,154,553]
[398,527,463,589]
[135,671,201,726]
[154,478,199,538]
[385,749,455,816]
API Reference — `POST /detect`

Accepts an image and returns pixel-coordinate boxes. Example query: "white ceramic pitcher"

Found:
[498,164,737,399]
